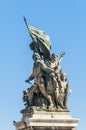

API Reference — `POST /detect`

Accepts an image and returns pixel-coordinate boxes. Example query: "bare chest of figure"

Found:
[60,82,67,93]
[33,62,42,77]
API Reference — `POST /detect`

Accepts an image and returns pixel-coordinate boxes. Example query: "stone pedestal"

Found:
[14,108,79,130]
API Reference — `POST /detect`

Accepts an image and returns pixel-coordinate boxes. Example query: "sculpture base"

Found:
[14,107,79,130]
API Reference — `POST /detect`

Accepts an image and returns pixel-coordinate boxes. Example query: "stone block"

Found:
[14,109,79,130]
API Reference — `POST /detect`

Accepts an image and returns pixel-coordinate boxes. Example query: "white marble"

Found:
[14,110,79,130]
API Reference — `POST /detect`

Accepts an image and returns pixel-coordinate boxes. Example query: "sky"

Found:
[0,0,86,130]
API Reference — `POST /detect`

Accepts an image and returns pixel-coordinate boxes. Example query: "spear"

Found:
[23,16,35,41]
[23,16,30,34]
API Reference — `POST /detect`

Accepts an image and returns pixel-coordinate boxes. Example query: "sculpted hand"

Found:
[25,79,30,83]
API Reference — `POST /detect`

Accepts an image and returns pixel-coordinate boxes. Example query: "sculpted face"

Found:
[61,73,67,81]
[50,53,58,62]
[32,53,41,61]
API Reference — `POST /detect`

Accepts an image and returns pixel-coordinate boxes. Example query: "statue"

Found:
[23,17,71,111]
[25,52,57,109]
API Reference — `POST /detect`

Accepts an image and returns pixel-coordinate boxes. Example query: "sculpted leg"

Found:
[39,86,54,107]
[54,88,65,109]
[27,84,37,106]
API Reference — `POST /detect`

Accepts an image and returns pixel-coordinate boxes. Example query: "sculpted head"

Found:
[32,53,41,61]
[50,53,58,62]
[61,73,67,81]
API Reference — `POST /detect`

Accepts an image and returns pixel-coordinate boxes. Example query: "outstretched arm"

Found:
[25,73,34,83]
[59,52,65,63]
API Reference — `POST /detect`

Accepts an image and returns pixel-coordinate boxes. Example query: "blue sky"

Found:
[0,0,86,130]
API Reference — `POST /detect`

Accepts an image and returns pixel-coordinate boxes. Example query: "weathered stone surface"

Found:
[14,19,79,130]
[14,110,79,130]
[23,18,71,111]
